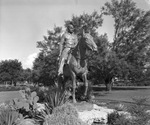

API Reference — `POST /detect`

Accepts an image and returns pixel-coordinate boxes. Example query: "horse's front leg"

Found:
[71,72,77,103]
[82,72,88,96]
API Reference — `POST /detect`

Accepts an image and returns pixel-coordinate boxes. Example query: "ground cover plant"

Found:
[0,105,20,125]
[10,87,39,118]
[44,103,87,125]
[107,98,150,125]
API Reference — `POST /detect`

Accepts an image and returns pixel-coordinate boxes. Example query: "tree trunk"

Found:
[105,82,112,91]
[14,82,16,86]
[5,81,8,88]
[11,80,14,86]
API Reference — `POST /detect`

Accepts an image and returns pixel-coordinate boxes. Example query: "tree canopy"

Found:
[0,59,23,85]
[33,0,150,88]
[103,0,150,82]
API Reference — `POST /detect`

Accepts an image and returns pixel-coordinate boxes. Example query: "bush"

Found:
[127,97,150,125]
[31,86,49,103]
[44,103,87,125]
[107,97,150,125]
[0,105,21,125]
[52,103,78,117]
[107,111,130,125]
[107,111,120,125]
[44,82,70,114]
[33,82,70,124]
[10,87,39,118]
[114,103,126,111]
[76,81,93,102]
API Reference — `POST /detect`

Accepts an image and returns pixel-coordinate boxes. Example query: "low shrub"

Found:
[76,81,93,102]
[44,103,87,125]
[0,105,21,125]
[33,82,70,124]
[127,97,150,125]
[114,103,126,111]
[44,82,70,114]
[31,86,49,103]
[52,103,78,117]
[10,87,39,118]
[107,111,130,125]
[107,111,120,125]
[17,119,36,125]
[107,97,150,125]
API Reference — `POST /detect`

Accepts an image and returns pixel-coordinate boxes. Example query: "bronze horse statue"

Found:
[58,33,97,103]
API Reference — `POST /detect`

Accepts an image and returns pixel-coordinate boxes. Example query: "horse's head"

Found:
[83,33,98,52]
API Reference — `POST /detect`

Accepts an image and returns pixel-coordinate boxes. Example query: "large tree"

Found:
[88,34,128,90]
[37,26,62,55]
[33,26,62,85]
[0,59,23,85]
[65,11,103,37]
[22,68,32,84]
[32,51,58,86]
[103,0,150,83]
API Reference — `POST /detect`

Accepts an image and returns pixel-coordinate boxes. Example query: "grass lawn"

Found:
[93,88,150,111]
[0,86,150,109]
[94,89,150,104]
[0,91,22,104]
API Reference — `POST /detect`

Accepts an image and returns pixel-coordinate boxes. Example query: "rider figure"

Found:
[58,22,78,75]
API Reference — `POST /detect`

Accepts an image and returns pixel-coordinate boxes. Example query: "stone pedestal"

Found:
[78,104,114,125]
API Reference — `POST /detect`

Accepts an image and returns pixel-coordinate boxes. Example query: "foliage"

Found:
[65,11,103,37]
[107,97,150,125]
[0,59,23,85]
[0,105,21,125]
[127,97,150,125]
[103,0,150,83]
[33,26,62,85]
[33,82,70,124]
[31,86,49,103]
[37,26,62,55]
[44,103,87,125]
[21,68,32,84]
[32,51,58,86]
[114,103,126,111]
[88,34,127,90]
[11,87,39,118]
[75,81,93,102]
[53,102,78,117]
[17,119,36,125]
[107,111,130,125]
[107,111,120,125]
[44,82,70,114]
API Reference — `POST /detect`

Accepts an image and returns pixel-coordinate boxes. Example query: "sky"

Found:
[0,0,150,69]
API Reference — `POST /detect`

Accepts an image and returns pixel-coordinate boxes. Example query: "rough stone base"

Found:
[78,104,114,125]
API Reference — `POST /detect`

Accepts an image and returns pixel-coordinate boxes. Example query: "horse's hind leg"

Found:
[71,72,77,103]
[82,72,88,96]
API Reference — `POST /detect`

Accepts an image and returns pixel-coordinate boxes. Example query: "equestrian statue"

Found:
[58,22,98,103]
